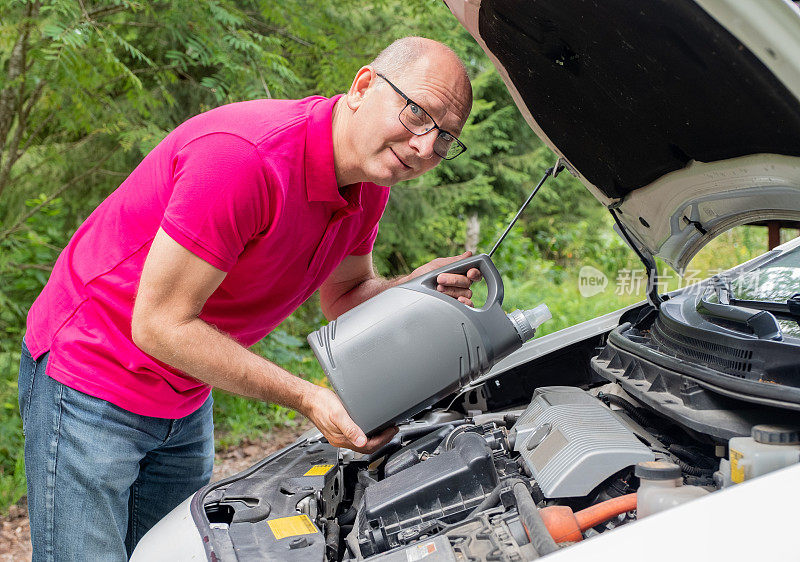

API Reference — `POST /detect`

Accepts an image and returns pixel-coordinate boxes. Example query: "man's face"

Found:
[347,57,471,186]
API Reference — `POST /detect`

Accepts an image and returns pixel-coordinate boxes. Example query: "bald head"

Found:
[331,37,473,187]
[371,37,472,119]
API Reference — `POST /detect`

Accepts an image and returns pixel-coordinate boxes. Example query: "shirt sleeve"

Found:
[350,222,380,255]
[161,133,271,272]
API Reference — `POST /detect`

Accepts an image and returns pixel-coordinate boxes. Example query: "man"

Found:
[18,36,476,560]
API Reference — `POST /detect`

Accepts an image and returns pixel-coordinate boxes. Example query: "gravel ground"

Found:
[0,503,30,562]
[0,421,310,561]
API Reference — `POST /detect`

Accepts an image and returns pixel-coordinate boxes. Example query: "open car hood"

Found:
[446,0,800,271]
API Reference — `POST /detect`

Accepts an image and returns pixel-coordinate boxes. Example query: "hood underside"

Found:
[448,0,800,270]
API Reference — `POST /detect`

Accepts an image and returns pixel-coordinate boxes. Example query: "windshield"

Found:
[730,245,800,338]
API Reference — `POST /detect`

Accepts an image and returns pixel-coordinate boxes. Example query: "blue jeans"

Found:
[18,340,215,561]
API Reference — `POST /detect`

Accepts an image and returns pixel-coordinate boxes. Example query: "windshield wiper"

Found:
[711,276,800,321]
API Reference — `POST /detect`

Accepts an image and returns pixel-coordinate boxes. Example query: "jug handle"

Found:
[406,253,504,310]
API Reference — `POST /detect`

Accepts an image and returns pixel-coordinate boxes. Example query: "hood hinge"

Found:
[608,206,663,308]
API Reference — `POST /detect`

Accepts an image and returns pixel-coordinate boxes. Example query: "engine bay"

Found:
[196,379,739,560]
[194,283,800,561]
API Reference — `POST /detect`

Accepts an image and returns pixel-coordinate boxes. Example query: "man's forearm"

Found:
[322,273,410,319]
[135,317,317,413]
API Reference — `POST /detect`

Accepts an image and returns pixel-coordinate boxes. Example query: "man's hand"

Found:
[300,385,398,453]
[409,251,483,307]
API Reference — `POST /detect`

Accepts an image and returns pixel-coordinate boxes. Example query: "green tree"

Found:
[0,0,314,510]
[0,0,310,342]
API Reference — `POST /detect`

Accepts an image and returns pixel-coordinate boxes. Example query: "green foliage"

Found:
[0,195,71,344]
[690,225,769,278]
[0,351,27,512]
[212,390,299,450]
[0,0,318,513]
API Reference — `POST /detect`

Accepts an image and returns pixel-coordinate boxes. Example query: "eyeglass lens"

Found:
[399,104,463,159]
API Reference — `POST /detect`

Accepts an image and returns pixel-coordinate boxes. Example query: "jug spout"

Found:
[507,303,552,342]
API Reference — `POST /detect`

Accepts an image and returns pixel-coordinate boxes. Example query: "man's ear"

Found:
[345,66,375,110]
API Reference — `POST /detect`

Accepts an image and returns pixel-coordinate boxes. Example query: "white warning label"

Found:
[406,540,437,561]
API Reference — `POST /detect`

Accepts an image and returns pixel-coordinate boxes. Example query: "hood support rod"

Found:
[608,207,664,307]
[489,158,565,257]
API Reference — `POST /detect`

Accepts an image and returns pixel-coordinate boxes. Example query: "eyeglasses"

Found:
[376,73,467,160]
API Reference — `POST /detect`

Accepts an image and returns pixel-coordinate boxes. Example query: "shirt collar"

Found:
[305,94,350,205]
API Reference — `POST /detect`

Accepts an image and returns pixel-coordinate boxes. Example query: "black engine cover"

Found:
[356,432,498,557]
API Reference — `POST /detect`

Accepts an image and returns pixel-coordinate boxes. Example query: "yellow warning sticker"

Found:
[730,449,744,483]
[304,464,334,476]
[267,514,318,540]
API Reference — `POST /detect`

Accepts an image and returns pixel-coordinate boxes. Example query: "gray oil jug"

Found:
[308,254,550,435]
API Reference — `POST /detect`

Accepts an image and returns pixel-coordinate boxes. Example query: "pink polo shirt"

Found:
[25,95,390,418]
